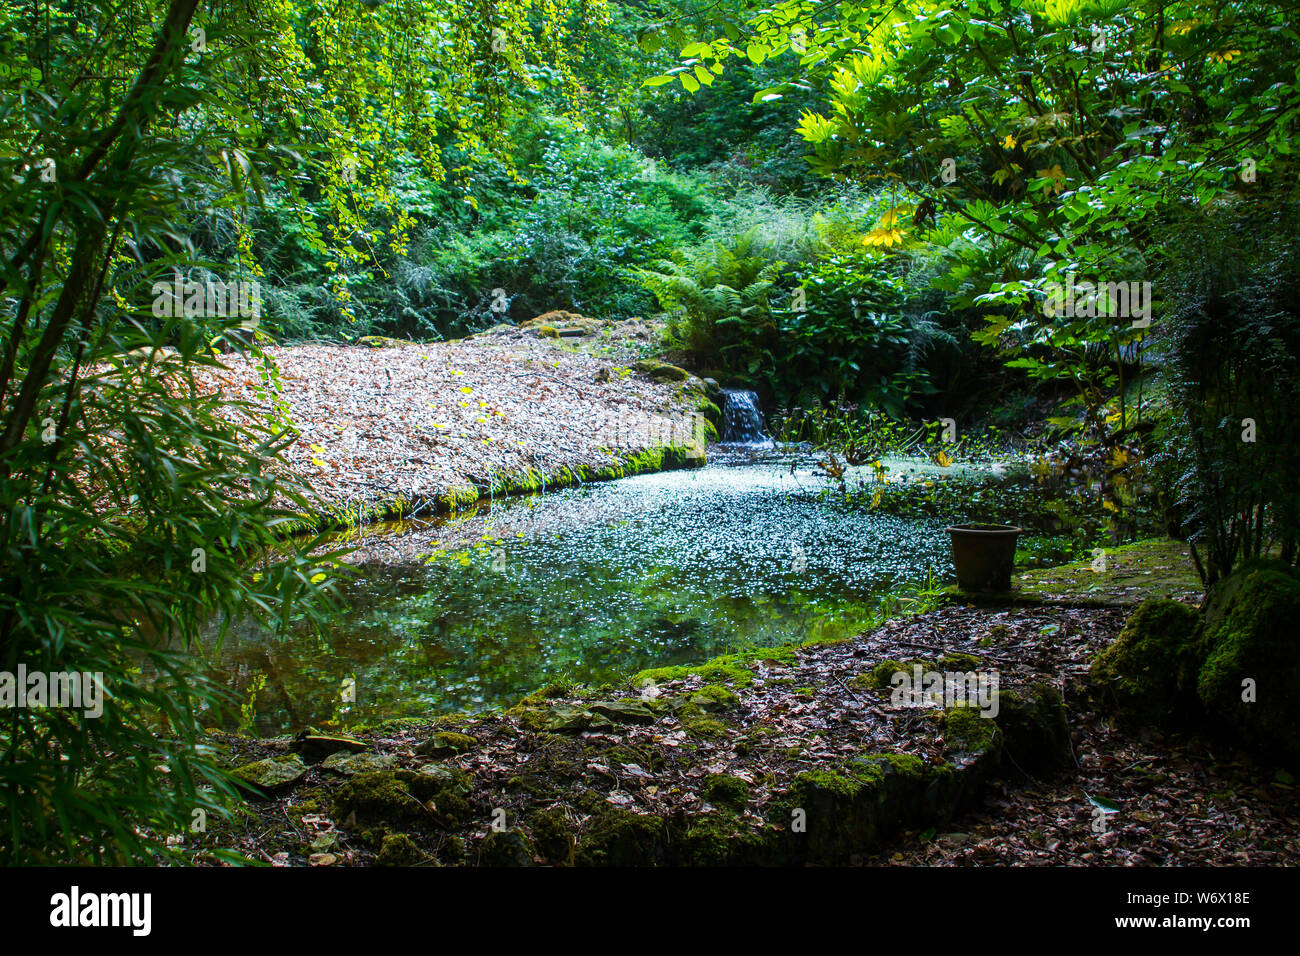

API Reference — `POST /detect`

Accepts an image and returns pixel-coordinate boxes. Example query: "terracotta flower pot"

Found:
[947,523,1022,592]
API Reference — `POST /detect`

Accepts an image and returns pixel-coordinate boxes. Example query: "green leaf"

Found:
[1085,792,1120,813]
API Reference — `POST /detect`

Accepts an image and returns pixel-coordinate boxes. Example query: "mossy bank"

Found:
[196,617,1091,866]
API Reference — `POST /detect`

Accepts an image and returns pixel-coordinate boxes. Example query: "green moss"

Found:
[1197,567,1300,765]
[526,808,574,865]
[876,752,926,776]
[417,731,477,757]
[438,486,481,511]
[636,659,753,687]
[681,715,729,739]
[522,683,573,703]
[635,645,797,689]
[1088,597,1203,723]
[376,716,439,734]
[793,769,862,800]
[633,358,691,382]
[678,810,768,865]
[508,705,552,733]
[477,829,535,866]
[332,769,472,828]
[437,833,466,865]
[939,652,983,671]
[603,743,666,773]
[995,684,1072,773]
[376,832,426,866]
[942,705,1001,755]
[854,658,936,690]
[671,683,741,718]
[1015,537,1202,606]
[574,806,665,865]
[703,773,751,808]
[505,773,554,797]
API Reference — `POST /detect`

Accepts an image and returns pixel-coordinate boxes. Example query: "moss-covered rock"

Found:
[416,731,478,758]
[526,808,574,865]
[635,646,796,688]
[231,754,308,794]
[664,683,740,718]
[995,684,1072,773]
[677,810,768,865]
[528,310,599,331]
[602,743,666,773]
[292,731,368,763]
[853,658,938,691]
[477,829,535,866]
[939,652,983,671]
[376,833,427,866]
[632,358,691,382]
[321,751,397,775]
[588,699,656,724]
[703,773,750,808]
[941,705,1002,757]
[1088,598,1203,724]
[332,768,472,828]
[574,805,666,865]
[1197,567,1300,767]
[778,754,932,863]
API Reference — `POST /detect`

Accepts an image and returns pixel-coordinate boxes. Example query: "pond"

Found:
[200,447,982,736]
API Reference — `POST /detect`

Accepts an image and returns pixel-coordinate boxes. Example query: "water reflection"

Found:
[200,448,962,735]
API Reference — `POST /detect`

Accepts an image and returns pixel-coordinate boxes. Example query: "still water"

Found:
[202,447,966,735]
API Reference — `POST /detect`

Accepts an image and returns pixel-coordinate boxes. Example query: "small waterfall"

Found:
[720,389,772,445]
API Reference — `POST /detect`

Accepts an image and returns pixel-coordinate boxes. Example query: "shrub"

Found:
[644,230,954,414]
[1155,199,1300,585]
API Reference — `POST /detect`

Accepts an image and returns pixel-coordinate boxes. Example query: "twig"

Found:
[509,371,601,400]
[890,637,1016,662]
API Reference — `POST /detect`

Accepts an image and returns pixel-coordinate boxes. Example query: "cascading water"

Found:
[720,389,773,446]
